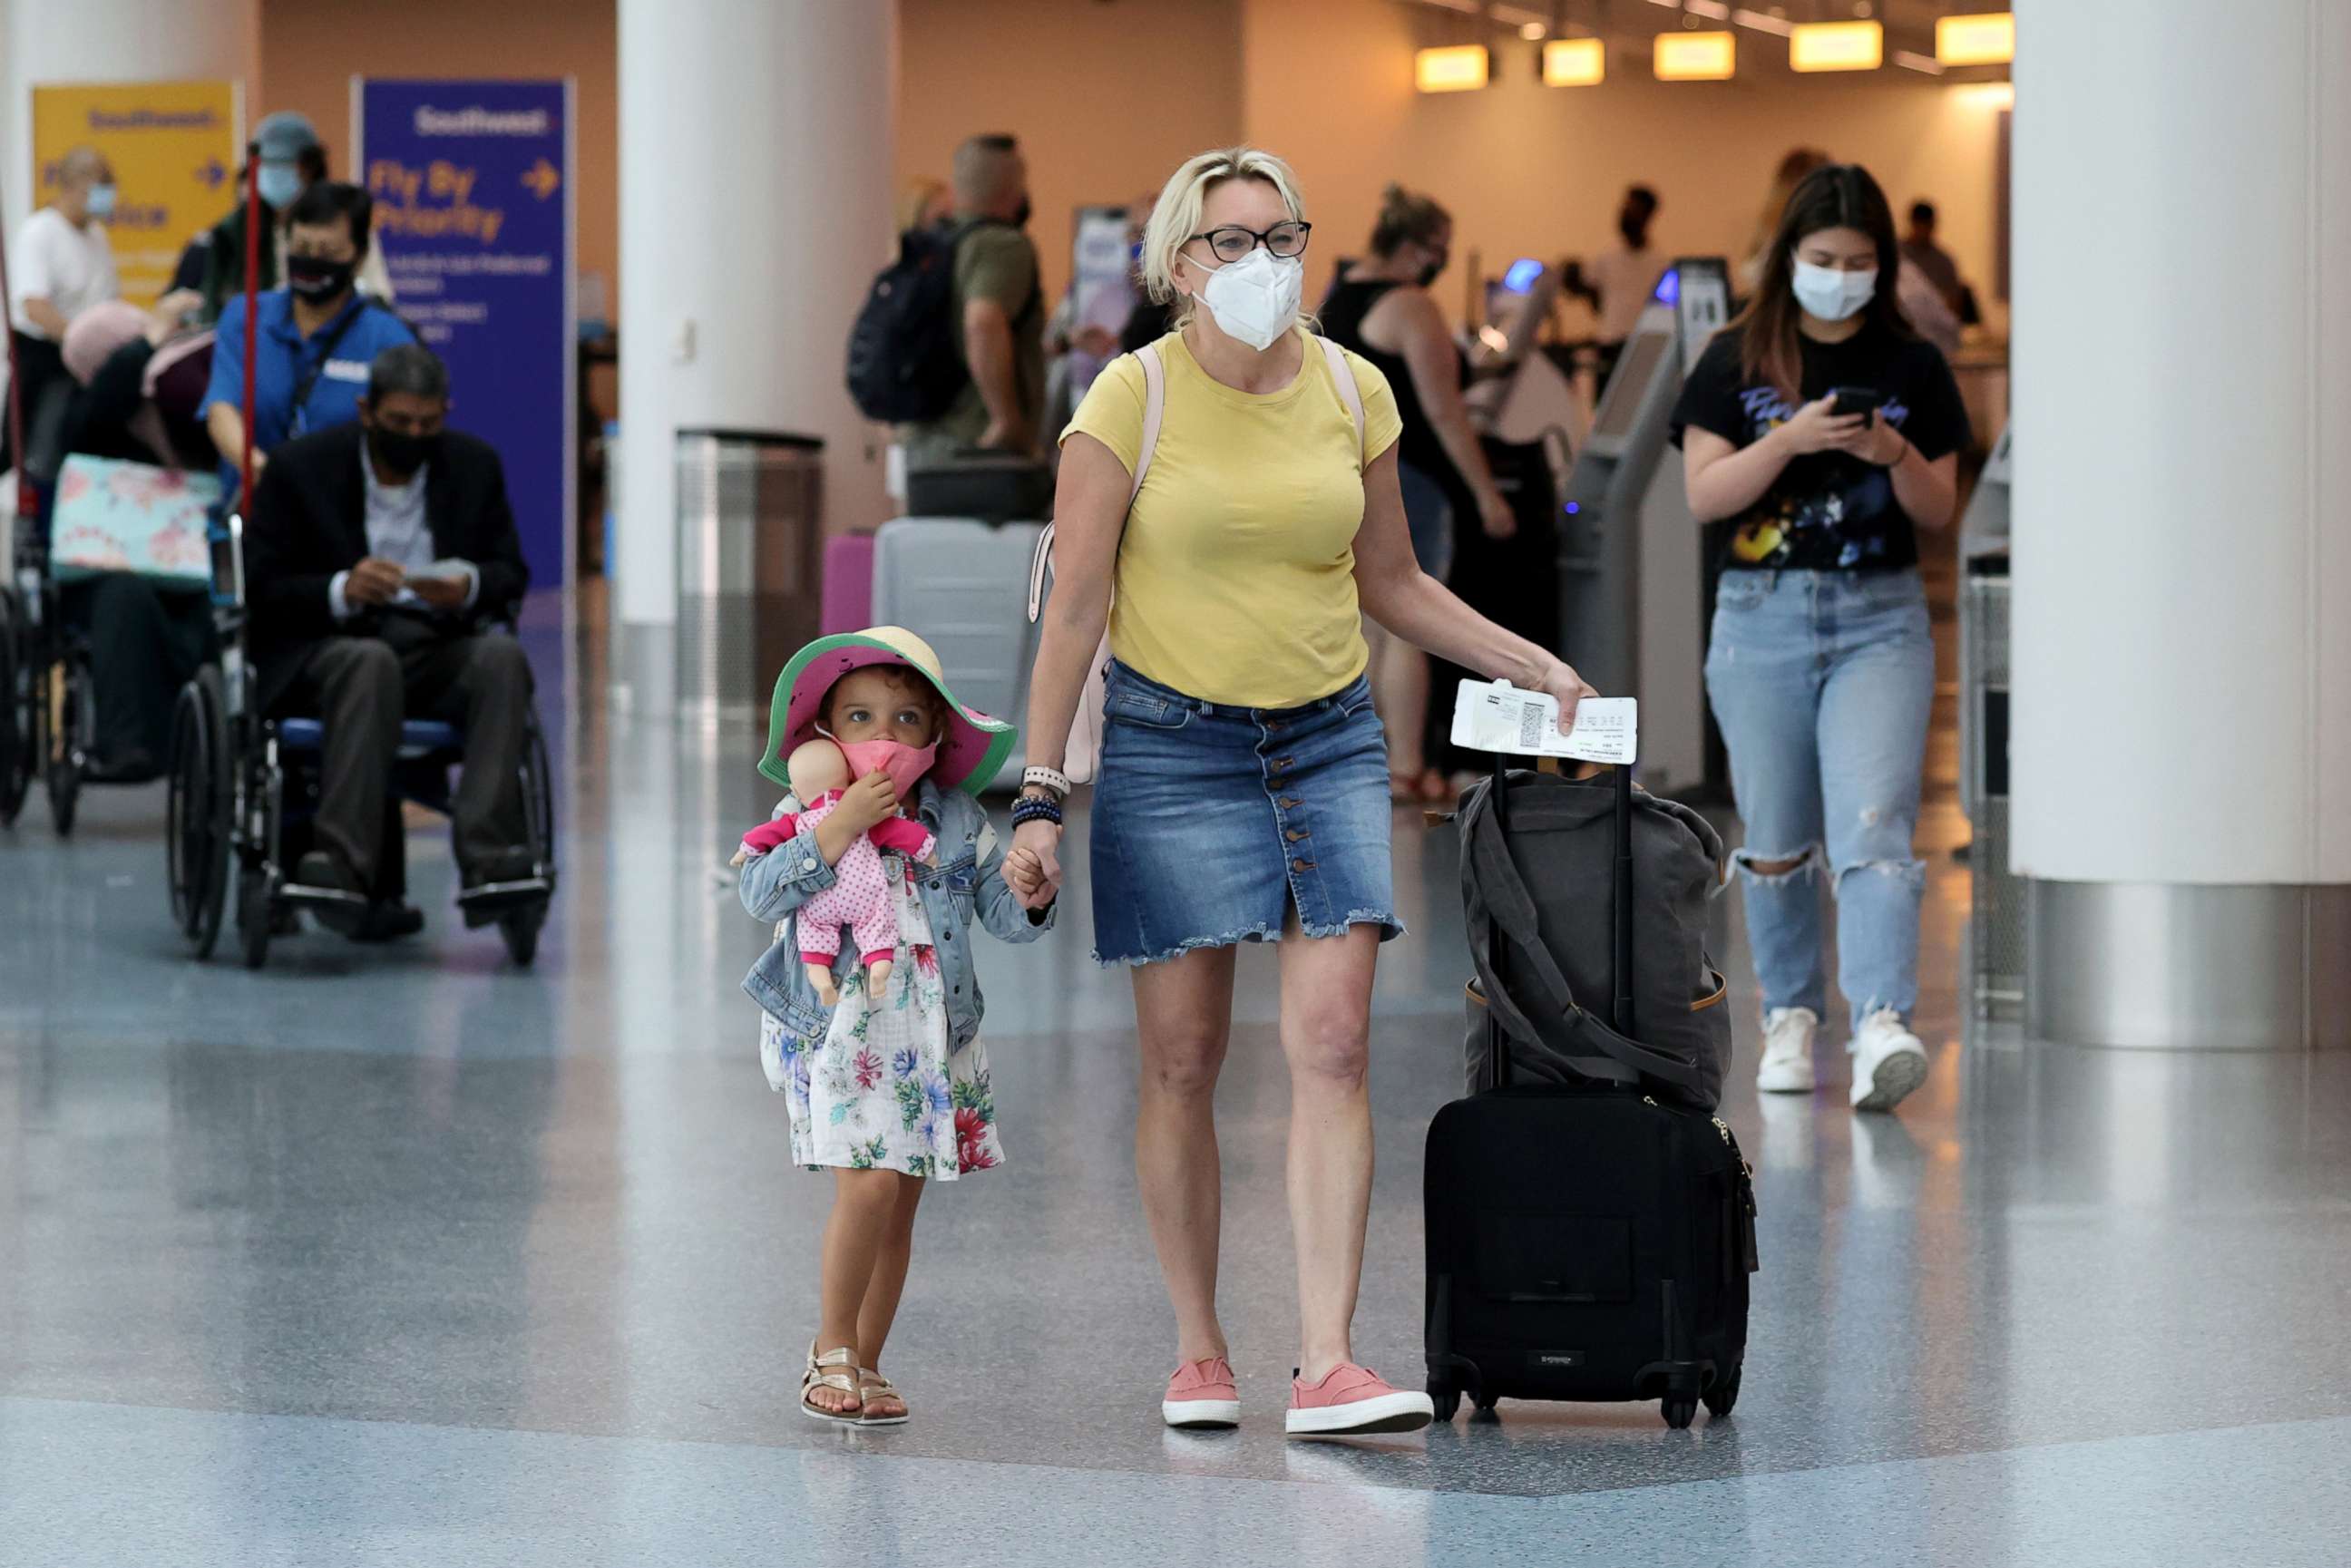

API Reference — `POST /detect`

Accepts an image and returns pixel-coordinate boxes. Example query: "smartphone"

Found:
[1830,385,1884,419]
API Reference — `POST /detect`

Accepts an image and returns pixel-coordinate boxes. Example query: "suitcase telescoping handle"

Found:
[1484,749,1638,1090]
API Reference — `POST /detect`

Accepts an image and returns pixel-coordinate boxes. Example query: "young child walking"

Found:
[737,627,1057,1425]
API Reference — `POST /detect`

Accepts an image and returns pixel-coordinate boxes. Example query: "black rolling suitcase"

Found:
[1424,756,1758,1428]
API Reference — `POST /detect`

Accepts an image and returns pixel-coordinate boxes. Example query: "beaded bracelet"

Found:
[1010,794,1065,830]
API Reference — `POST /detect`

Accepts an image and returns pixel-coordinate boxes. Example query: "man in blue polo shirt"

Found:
[201,180,415,500]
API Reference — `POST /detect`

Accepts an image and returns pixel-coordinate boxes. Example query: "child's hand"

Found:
[729,846,749,868]
[1004,846,1054,910]
[835,771,902,836]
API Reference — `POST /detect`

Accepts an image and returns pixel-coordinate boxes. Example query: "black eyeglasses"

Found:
[1185,220,1312,264]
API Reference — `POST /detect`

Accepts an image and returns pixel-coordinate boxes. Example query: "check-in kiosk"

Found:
[1462,258,1584,457]
[1556,258,1730,795]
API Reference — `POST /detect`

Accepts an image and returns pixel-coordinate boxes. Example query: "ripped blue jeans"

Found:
[1704,569,1934,1022]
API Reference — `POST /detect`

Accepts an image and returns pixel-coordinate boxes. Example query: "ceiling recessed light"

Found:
[1791,19,1882,72]
[1937,13,2015,67]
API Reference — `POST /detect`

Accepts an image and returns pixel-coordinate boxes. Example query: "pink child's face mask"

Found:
[832,735,938,800]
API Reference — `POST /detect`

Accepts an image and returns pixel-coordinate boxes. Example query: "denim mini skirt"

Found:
[1089,660,1403,966]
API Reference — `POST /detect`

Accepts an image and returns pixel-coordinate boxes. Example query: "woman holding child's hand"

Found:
[1016,146,1592,1439]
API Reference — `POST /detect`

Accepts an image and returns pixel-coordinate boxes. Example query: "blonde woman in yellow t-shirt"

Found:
[1010,147,1595,1439]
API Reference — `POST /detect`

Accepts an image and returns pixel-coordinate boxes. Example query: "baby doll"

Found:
[748,737,937,1004]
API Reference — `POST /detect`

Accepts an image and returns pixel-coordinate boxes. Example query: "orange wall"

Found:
[257,0,619,317]
[1246,0,2010,332]
[900,0,2009,335]
[897,0,1244,308]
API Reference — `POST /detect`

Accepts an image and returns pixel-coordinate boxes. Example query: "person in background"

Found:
[7,146,121,458]
[51,296,218,782]
[1673,162,1969,1116]
[895,176,954,239]
[200,181,417,497]
[1569,183,1666,352]
[188,112,396,326]
[1117,197,1174,355]
[1320,184,1516,804]
[900,134,1045,464]
[242,343,532,930]
[1740,147,1831,292]
[1900,201,1965,314]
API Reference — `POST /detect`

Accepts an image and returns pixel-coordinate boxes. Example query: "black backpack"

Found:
[845,223,974,424]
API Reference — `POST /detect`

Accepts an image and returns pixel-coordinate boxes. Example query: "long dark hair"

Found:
[1732,162,1912,397]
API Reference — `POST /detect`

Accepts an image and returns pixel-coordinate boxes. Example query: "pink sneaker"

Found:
[1285,1361,1435,1437]
[1162,1356,1241,1429]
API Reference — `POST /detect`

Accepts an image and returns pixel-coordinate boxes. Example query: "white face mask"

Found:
[1193,246,1304,352]
[1790,258,1878,322]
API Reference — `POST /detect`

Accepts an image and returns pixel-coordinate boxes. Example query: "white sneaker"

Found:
[1849,1008,1929,1113]
[1756,1008,1819,1094]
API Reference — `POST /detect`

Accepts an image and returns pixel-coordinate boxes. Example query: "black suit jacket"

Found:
[244,421,529,712]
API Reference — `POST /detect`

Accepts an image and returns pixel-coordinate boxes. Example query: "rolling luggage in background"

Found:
[821,532,874,636]
[1424,755,1756,1429]
[870,518,1042,789]
[903,453,1054,524]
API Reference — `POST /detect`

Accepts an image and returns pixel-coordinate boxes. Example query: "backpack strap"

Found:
[1461,775,1706,1093]
[1314,335,1364,468]
[1028,342,1162,623]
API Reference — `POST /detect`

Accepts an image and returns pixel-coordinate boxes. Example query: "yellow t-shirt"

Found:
[1060,327,1403,709]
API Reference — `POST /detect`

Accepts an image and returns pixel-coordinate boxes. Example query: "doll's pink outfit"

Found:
[778,791,937,966]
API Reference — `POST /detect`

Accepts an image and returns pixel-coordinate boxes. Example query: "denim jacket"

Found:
[739,779,1054,1048]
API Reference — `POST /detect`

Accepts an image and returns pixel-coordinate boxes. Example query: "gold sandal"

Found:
[801,1342,863,1424]
[856,1367,908,1426]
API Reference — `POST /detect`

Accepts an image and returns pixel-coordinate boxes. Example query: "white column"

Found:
[2011,0,2351,1047]
[0,0,258,242]
[614,0,895,687]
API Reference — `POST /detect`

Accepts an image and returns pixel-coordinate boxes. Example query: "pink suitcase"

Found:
[821,532,875,635]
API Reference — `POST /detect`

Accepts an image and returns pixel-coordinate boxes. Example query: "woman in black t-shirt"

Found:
[1671,162,1968,1116]
[1319,186,1515,803]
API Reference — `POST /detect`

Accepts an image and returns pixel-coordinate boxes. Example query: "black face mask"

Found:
[1011,196,1032,229]
[288,253,356,301]
[368,424,440,478]
[1417,254,1448,289]
[1619,214,1648,248]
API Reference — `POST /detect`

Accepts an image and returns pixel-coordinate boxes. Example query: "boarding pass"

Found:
[1449,680,1637,766]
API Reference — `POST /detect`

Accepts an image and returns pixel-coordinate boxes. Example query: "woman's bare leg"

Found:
[1277,920,1381,1382]
[1131,946,1239,1362]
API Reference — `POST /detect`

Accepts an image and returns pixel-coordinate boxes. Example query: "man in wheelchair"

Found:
[242,342,535,932]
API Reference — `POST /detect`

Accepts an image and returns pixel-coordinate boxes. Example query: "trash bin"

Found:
[674,428,824,724]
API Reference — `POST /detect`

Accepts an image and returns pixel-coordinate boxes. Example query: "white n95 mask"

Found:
[1790,258,1878,322]
[1197,247,1304,352]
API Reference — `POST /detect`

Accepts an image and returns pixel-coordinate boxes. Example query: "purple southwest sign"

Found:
[356,79,575,591]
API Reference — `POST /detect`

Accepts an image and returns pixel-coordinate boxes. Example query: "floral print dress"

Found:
[759,843,1003,1179]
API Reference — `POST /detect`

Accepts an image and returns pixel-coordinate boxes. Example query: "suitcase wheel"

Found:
[1662,1392,1699,1429]
[1430,1387,1460,1424]
[1702,1363,1741,1419]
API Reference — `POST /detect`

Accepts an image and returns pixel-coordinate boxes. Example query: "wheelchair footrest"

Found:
[456,875,552,926]
[280,883,370,911]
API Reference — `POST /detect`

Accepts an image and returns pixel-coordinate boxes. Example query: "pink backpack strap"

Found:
[1029,343,1163,622]
[1315,335,1365,467]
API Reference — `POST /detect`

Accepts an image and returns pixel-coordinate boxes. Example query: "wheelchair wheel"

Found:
[169,667,233,956]
[498,904,542,967]
[43,654,83,836]
[0,591,26,828]
[238,863,273,970]
[522,712,556,872]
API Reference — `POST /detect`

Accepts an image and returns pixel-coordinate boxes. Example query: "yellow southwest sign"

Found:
[32,80,242,306]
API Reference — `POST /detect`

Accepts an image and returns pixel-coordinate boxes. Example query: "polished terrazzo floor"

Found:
[3,615,2346,1567]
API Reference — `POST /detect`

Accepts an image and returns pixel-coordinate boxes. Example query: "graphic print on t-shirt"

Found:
[1726,384,1917,570]
[1670,323,1969,575]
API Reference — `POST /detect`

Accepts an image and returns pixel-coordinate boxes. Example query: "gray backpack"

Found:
[1458,765,1733,1111]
